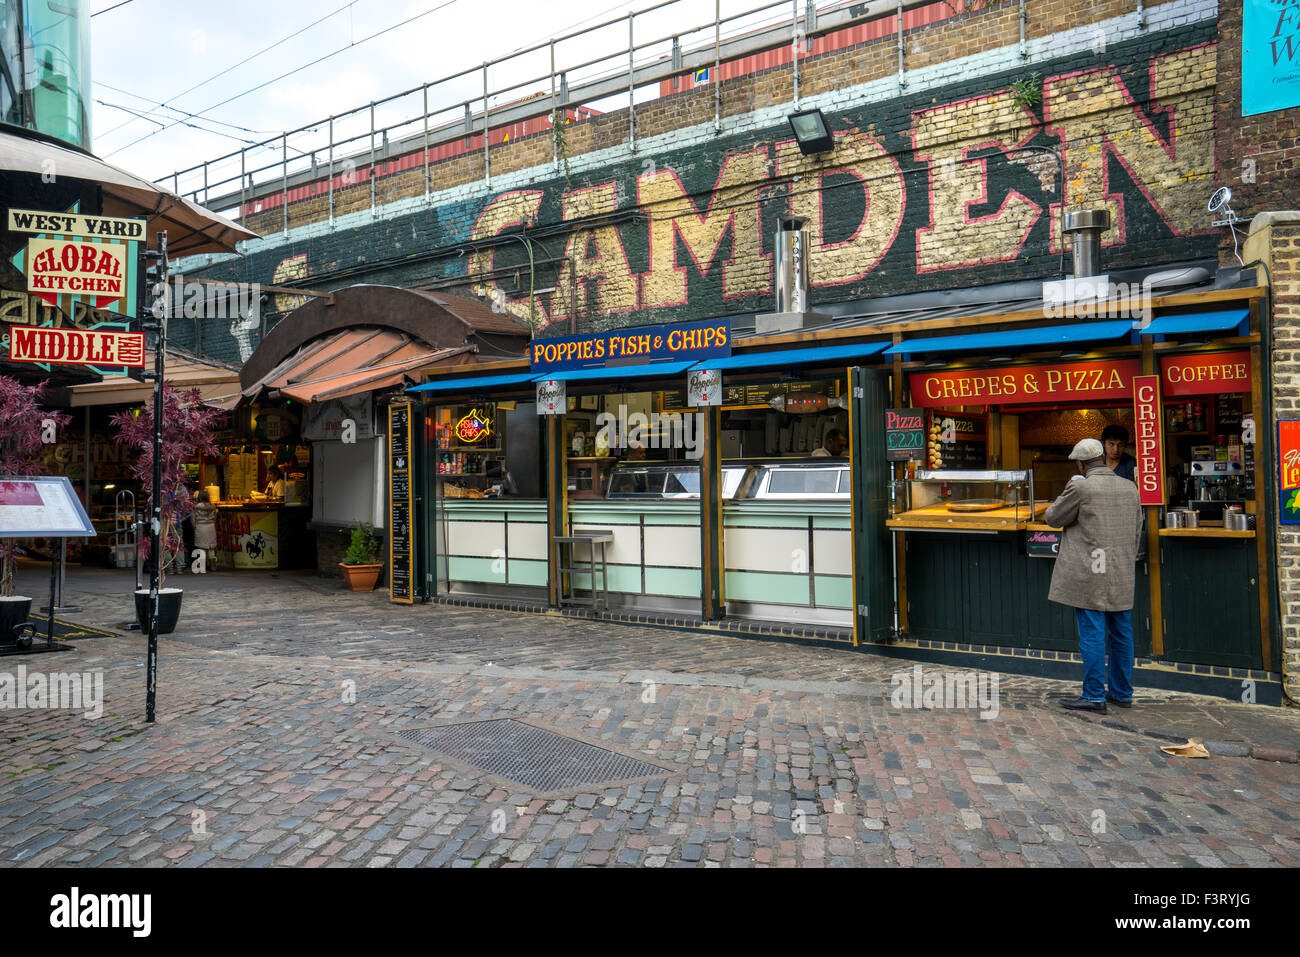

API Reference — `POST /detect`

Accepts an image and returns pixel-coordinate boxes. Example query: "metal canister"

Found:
[1180,509,1200,528]
[1164,510,1184,529]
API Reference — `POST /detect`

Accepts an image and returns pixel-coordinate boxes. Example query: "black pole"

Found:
[46,540,56,648]
[146,232,167,723]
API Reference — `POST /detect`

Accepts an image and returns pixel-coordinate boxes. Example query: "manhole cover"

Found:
[396,719,668,793]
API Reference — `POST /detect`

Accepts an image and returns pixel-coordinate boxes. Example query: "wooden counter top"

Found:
[1158,527,1255,539]
[887,501,1050,531]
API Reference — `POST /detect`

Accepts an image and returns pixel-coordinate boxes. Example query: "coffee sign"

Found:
[1160,351,1251,396]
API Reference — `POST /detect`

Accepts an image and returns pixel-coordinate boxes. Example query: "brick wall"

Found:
[179,7,1222,365]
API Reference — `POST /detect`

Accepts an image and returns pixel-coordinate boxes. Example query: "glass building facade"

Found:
[1,0,91,150]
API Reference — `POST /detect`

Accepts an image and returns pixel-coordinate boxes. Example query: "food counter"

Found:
[214,501,313,570]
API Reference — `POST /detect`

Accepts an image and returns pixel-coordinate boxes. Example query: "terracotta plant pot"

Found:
[134,588,184,635]
[340,563,382,591]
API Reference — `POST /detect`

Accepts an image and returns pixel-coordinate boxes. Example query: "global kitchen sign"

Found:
[7,208,141,320]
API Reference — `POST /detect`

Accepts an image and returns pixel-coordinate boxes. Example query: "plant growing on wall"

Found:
[1011,72,1043,110]
[0,377,70,597]
[110,386,222,588]
[552,109,573,187]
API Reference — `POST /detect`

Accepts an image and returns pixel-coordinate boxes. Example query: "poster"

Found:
[1280,419,1300,524]
[216,510,278,569]
[1243,0,1300,117]
[303,394,373,441]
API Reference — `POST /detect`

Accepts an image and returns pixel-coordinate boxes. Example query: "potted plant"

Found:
[0,377,70,645]
[110,386,221,634]
[339,523,383,591]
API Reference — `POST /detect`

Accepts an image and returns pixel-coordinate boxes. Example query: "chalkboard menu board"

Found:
[926,411,988,470]
[1214,393,1243,435]
[885,408,924,461]
[388,403,414,604]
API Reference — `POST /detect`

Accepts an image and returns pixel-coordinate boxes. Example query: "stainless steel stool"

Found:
[554,529,615,611]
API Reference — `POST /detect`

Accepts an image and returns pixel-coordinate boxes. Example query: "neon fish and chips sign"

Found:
[529,318,731,374]
[454,408,493,443]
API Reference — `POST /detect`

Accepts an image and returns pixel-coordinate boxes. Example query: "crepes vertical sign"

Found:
[1133,374,1166,505]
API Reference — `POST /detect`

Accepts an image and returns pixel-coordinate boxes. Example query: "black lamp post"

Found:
[144,231,168,723]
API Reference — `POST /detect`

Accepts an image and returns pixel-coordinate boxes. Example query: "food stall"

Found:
[206,401,314,570]
[884,307,1272,675]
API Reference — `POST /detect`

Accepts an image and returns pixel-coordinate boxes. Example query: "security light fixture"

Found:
[923,359,947,369]
[788,108,833,155]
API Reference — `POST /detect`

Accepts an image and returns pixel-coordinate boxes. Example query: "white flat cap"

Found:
[1068,438,1104,461]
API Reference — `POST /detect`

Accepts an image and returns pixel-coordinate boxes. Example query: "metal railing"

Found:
[160,0,940,230]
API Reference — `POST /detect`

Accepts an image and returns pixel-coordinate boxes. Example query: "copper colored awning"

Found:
[240,327,472,404]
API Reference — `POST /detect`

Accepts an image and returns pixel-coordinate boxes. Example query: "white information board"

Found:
[0,476,96,537]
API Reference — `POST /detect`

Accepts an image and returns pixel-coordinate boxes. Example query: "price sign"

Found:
[885,408,924,461]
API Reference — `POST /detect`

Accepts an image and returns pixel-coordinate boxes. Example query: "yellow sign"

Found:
[8,208,146,240]
[25,237,130,307]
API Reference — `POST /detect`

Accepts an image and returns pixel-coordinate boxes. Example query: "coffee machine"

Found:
[1189,458,1244,520]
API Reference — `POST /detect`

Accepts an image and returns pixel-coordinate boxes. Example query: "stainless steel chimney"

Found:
[1062,209,1110,277]
[774,216,809,313]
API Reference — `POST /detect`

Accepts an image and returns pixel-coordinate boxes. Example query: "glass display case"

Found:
[743,461,850,501]
[888,469,1041,528]
[603,463,757,500]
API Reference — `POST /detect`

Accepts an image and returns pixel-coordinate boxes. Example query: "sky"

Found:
[88,0,793,194]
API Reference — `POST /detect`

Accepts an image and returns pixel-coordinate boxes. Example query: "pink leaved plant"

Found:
[110,386,221,588]
[0,377,71,597]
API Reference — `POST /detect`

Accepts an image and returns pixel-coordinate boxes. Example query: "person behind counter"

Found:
[811,428,848,458]
[265,464,286,498]
[1101,424,1137,482]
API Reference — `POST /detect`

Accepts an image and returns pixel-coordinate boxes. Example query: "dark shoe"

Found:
[1060,697,1107,714]
[1106,695,1133,708]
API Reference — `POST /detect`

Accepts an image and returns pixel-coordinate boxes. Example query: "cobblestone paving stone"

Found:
[1,569,1298,867]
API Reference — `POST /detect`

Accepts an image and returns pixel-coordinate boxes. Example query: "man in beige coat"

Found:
[1044,438,1144,714]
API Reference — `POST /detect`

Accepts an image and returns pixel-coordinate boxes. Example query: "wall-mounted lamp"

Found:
[989,355,1013,363]
[788,108,833,155]
[1061,351,1085,359]
[923,359,946,369]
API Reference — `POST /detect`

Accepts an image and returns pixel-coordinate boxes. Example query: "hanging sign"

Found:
[389,403,414,603]
[529,318,730,374]
[688,369,722,407]
[885,408,924,461]
[1242,0,1300,117]
[909,359,1140,407]
[1159,351,1252,396]
[8,326,145,367]
[536,378,566,415]
[1280,419,1300,525]
[1132,375,1166,505]
[7,207,141,319]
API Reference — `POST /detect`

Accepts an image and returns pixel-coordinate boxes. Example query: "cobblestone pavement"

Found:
[1,568,1298,868]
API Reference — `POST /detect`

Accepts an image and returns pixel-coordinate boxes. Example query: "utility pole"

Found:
[145,232,168,723]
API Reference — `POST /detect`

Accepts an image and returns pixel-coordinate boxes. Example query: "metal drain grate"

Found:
[397,719,668,792]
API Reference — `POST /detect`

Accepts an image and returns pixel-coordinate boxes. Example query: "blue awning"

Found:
[687,340,888,371]
[406,371,536,393]
[532,360,695,383]
[882,320,1134,357]
[1139,309,1250,338]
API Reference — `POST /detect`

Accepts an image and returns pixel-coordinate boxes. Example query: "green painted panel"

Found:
[724,570,811,606]
[811,515,853,530]
[644,566,703,597]
[567,510,642,526]
[813,575,852,609]
[723,511,812,529]
[903,532,966,641]
[569,563,642,595]
[507,559,549,587]
[448,556,506,584]
[1160,538,1261,669]
[965,534,1023,645]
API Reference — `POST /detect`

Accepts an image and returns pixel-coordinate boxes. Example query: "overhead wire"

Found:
[104,0,462,158]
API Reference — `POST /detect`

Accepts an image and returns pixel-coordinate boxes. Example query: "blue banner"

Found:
[529,318,731,374]
[1243,0,1300,116]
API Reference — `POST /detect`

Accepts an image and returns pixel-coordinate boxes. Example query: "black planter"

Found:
[0,597,32,645]
[134,588,184,636]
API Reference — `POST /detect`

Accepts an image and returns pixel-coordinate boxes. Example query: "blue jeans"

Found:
[1074,608,1134,702]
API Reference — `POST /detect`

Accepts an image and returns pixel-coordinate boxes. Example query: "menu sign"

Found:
[388,403,414,603]
[1025,529,1061,558]
[885,408,924,461]
[0,476,96,537]
[1132,375,1166,506]
[910,359,1140,407]
[1160,351,1251,397]
[1280,420,1300,525]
